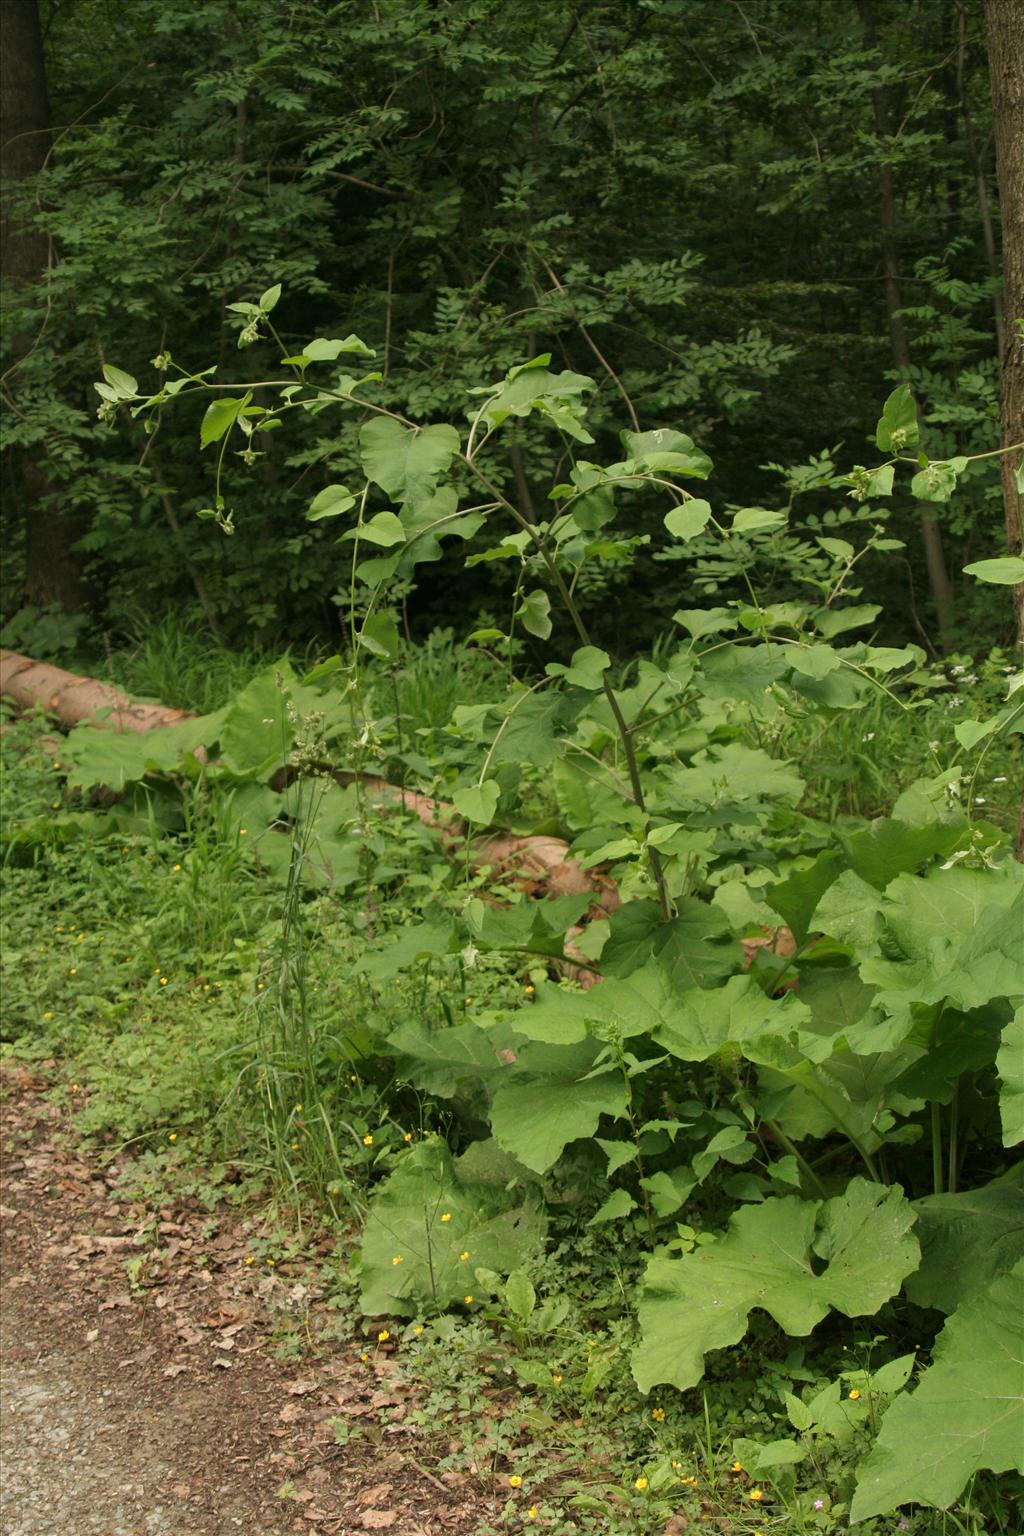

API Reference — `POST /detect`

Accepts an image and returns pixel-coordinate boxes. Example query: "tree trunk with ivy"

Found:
[1,0,92,613]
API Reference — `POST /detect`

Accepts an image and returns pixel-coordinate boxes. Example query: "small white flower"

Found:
[862,732,875,742]
[974,796,987,805]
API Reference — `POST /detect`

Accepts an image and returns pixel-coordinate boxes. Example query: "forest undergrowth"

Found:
[2,610,1021,1536]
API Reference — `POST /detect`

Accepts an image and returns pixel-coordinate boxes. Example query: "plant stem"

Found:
[462,458,675,920]
[931,1099,944,1195]
[763,1116,828,1200]
[948,1081,959,1196]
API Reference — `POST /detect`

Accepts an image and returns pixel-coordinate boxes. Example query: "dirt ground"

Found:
[0,1066,502,1536]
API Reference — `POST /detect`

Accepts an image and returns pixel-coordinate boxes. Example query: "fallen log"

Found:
[3,649,793,990]
[0,649,618,952]
[0,650,195,733]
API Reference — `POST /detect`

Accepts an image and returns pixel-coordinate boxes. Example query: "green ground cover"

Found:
[2,607,1021,1535]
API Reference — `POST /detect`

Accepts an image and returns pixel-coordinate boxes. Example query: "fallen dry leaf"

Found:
[358,1483,393,1504]
[359,1513,397,1530]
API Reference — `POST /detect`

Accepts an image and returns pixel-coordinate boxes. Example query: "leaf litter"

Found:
[0,1064,496,1535]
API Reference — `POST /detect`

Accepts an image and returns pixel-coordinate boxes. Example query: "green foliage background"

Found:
[0,0,1009,652]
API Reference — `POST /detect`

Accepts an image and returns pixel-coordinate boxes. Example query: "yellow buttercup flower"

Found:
[731,1460,743,1473]
[377,1329,390,1342]
[459,1250,470,1261]
[634,1476,649,1491]
[527,1510,538,1522]
[403,1132,413,1142]
[849,1388,861,1400]
[651,1407,665,1421]
[508,1474,523,1488]
[440,1212,452,1223]
[464,1295,473,1305]
[167,1132,177,1142]
[748,1488,764,1502]
[363,1134,374,1146]
[392,1255,404,1266]
[552,1374,562,1385]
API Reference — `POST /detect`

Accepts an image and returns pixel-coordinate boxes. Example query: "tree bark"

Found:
[985,0,1024,653]
[1,0,92,612]
[858,0,957,647]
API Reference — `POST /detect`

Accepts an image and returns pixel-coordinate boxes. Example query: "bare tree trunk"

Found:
[858,0,957,647]
[985,0,1024,659]
[1,0,92,612]
[956,0,1006,356]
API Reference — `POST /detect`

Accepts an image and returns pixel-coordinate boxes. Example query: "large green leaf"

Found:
[850,1261,1024,1520]
[356,920,455,982]
[632,1180,918,1393]
[545,645,610,690]
[964,556,1024,586]
[766,850,845,945]
[862,887,1024,1028]
[813,870,885,950]
[600,897,734,986]
[359,1138,545,1316]
[623,428,712,479]
[489,1050,629,1174]
[662,743,804,810]
[652,975,820,1064]
[838,817,965,890]
[472,361,594,441]
[881,865,1024,961]
[359,418,461,508]
[220,665,300,777]
[905,1172,1024,1315]
[388,1017,526,1097]
[998,1006,1024,1147]
[66,708,227,791]
[874,384,919,452]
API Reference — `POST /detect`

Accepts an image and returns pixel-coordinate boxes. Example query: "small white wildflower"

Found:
[950,664,967,677]
[974,797,987,805]
[862,731,875,742]
[993,776,1008,784]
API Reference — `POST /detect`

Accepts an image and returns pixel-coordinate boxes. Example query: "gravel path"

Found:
[0,1067,489,1536]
